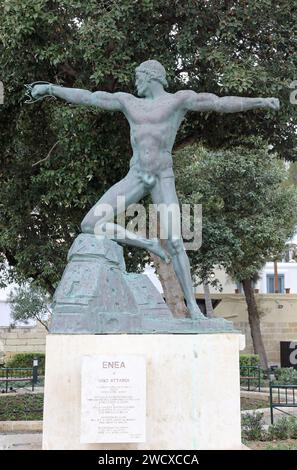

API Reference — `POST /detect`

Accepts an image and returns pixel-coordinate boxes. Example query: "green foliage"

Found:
[0,0,296,291]
[241,398,268,411]
[264,441,297,450]
[8,284,50,330]
[286,162,297,187]
[288,419,297,439]
[268,417,290,440]
[268,417,297,440]
[240,354,260,368]
[175,140,297,283]
[242,413,297,442]
[273,367,297,385]
[241,411,265,441]
[0,393,43,421]
[5,352,45,374]
[240,354,262,388]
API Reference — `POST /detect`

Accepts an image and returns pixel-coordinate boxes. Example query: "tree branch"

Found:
[32,141,59,167]
[35,314,49,332]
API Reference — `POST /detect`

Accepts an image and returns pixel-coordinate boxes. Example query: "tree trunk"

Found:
[149,215,188,318]
[274,260,279,293]
[35,316,49,332]
[242,278,269,370]
[203,281,214,317]
[150,248,188,318]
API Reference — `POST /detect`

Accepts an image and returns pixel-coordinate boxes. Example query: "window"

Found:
[236,282,243,293]
[236,280,256,293]
[266,274,285,294]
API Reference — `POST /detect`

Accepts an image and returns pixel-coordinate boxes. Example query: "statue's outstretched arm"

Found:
[180,90,280,113]
[27,83,125,111]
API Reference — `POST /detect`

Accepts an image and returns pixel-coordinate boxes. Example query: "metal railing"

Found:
[0,365,38,393]
[269,383,297,424]
[240,365,262,391]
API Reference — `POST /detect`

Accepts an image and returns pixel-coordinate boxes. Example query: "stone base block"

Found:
[50,235,236,334]
[42,333,245,450]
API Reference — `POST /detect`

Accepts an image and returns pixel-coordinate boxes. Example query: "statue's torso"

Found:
[122,93,185,174]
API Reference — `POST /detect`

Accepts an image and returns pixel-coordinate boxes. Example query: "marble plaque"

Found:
[80,354,146,443]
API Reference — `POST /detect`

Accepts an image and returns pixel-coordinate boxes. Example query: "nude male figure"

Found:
[30,60,279,319]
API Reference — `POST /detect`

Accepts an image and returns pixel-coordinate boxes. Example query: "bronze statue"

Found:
[28,60,280,320]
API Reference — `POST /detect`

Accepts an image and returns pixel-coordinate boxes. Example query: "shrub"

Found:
[5,353,45,374]
[273,367,297,385]
[240,354,263,388]
[242,413,297,442]
[268,416,297,440]
[268,417,290,439]
[240,354,260,368]
[288,417,297,439]
[0,393,43,421]
[241,412,265,441]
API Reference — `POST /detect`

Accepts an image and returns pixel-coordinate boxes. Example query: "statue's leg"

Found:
[150,174,204,319]
[81,168,170,262]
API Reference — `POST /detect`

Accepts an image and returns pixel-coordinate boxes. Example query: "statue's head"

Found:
[135,60,168,96]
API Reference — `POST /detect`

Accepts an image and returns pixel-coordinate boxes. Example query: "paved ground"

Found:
[0,432,42,450]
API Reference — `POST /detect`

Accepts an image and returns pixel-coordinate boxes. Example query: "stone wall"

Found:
[0,323,47,360]
[197,293,297,365]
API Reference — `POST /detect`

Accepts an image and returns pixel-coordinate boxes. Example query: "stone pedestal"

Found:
[50,234,236,334]
[42,333,245,450]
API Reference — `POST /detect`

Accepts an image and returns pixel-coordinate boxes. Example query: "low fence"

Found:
[0,363,39,393]
[240,365,297,424]
[269,384,297,424]
[240,365,262,391]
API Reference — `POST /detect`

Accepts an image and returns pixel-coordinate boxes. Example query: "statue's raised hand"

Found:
[24,81,55,104]
[264,97,280,111]
[31,84,50,99]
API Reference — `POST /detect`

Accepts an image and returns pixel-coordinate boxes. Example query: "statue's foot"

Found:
[149,238,171,264]
[187,302,207,320]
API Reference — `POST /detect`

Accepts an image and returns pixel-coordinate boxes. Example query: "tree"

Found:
[8,284,51,331]
[174,139,297,368]
[287,162,297,187]
[203,281,214,317]
[150,252,189,318]
[0,0,296,292]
